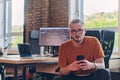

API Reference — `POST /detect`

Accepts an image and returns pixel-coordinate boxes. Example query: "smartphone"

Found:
[76,55,85,64]
[76,55,85,61]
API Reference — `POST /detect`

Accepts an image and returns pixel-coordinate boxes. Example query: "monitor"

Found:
[39,27,70,56]
[39,27,70,46]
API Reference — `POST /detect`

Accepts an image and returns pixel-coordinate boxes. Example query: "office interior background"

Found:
[0,0,120,79]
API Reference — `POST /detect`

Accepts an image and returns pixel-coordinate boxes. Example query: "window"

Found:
[0,0,12,49]
[0,0,5,48]
[84,0,118,53]
[69,0,119,54]
[0,0,24,52]
[11,0,24,49]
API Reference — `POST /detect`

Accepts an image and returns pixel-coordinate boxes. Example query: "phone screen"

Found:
[76,55,84,61]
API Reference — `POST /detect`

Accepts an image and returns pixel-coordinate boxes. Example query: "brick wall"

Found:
[25,0,69,42]
[49,0,69,27]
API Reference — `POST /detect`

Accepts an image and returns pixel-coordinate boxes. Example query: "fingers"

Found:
[77,60,91,70]
[68,61,81,71]
[81,65,90,70]
[69,60,92,71]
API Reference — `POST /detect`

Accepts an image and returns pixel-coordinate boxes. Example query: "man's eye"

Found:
[71,30,76,32]
[78,29,83,31]
[73,30,76,32]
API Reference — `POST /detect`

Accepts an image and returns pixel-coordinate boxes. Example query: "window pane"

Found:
[114,32,118,52]
[0,0,4,48]
[84,0,118,52]
[12,0,24,48]
[84,0,118,28]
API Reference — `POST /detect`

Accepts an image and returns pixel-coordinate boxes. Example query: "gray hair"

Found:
[69,19,84,27]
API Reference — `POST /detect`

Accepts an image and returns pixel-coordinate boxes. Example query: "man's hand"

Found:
[78,60,95,70]
[59,61,82,75]
[67,61,81,71]
[67,60,95,71]
[60,60,96,75]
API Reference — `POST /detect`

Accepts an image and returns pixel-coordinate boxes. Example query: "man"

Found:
[53,19,111,80]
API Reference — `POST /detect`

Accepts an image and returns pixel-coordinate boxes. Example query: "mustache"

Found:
[71,37,80,42]
[75,35,80,38]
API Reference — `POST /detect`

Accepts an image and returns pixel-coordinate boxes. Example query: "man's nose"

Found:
[76,31,80,35]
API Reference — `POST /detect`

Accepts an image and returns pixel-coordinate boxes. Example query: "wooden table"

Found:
[0,55,58,80]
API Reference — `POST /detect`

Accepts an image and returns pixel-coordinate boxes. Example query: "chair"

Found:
[0,66,5,80]
[100,30,115,68]
[0,50,5,80]
[85,30,101,41]
[29,30,40,54]
[26,30,39,79]
[85,30,115,68]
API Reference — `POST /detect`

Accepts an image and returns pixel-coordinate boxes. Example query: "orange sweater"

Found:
[58,36,104,75]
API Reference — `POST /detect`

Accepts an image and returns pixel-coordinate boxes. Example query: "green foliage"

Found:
[12,25,23,32]
[84,11,118,28]
[84,11,118,49]
[12,25,23,48]
[12,36,23,48]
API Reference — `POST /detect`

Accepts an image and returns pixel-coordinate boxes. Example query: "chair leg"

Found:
[1,66,5,80]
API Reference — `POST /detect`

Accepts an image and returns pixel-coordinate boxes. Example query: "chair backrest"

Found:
[85,30,115,68]
[101,30,115,68]
[29,30,40,54]
[85,30,101,41]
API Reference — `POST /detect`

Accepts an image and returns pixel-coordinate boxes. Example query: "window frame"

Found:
[0,0,24,54]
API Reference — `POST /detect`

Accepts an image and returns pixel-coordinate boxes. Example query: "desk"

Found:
[0,55,58,80]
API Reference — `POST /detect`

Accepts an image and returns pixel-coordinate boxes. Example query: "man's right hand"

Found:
[60,60,84,75]
[67,61,81,72]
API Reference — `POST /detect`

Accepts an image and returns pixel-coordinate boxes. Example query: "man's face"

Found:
[69,23,86,43]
